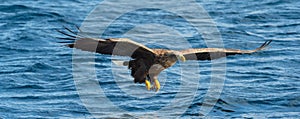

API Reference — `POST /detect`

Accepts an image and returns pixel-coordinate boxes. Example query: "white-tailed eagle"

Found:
[58,26,272,92]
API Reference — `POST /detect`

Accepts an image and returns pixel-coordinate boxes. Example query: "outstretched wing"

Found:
[57,26,156,59]
[180,40,272,60]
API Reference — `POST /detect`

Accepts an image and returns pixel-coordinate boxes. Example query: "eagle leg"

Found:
[150,76,160,92]
[154,79,160,92]
[145,80,151,91]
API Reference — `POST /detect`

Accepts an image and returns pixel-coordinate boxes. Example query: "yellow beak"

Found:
[178,55,186,62]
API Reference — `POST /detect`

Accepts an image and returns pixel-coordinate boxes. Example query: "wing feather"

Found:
[57,26,155,59]
[180,40,272,60]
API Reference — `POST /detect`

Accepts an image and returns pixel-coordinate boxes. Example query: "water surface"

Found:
[0,0,299,118]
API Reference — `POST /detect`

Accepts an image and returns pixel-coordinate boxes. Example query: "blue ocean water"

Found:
[1,0,300,118]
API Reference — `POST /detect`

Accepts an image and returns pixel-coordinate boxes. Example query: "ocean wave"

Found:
[0,4,38,13]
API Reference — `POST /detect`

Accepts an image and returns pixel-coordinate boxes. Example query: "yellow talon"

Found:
[145,80,151,91]
[154,79,160,92]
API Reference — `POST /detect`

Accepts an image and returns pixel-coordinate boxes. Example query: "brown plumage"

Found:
[57,26,272,91]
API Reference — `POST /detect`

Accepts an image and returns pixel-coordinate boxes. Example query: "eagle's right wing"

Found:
[180,40,272,60]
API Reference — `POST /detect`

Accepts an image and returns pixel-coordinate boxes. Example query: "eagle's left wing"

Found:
[180,40,272,60]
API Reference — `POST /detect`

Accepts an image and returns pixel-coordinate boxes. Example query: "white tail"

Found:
[112,60,129,66]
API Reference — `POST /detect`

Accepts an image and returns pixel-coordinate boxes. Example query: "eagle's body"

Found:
[128,49,179,83]
[58,26,272,91]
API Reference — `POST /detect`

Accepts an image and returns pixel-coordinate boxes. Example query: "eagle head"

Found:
[166,51,186,62]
